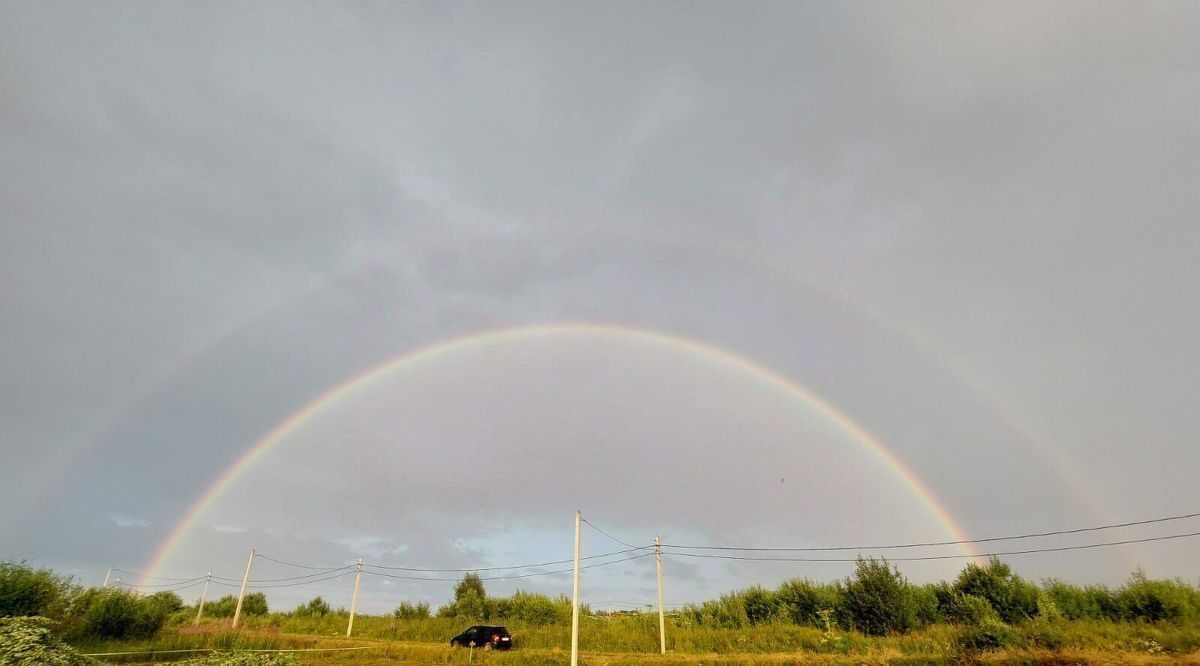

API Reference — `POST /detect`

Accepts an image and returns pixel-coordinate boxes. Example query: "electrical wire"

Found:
[111,568,200,582]
[255,552,353,571]
[363,545,652,573]
[581,517,641,549]
[208,569,357,589]
[662,510,1200,552]
[362,552,656,582]
[115,578,207,592]
[112,576,206,589]
[210,565,357,584]
[661,530,1200,563]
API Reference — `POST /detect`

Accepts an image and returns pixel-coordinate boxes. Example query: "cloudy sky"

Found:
[2,1,1198,614]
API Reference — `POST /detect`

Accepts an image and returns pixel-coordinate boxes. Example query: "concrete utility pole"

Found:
[346,558,363,637]
[195,572,212,626]
[570,510,582,666]
[656,536,666,654]
[102,567,112,588]
[232,549,255,629]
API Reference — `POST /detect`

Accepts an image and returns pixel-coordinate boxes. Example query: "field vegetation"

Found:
[3,558,1200,664]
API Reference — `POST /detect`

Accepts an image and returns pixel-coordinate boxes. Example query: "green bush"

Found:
[393,601,430,621]
[953,557,1038,623]
[685,592,749,629]
[1117,570,1199,622]
[69,587,171,639]
[292,596,330,618]
[742,586,779,625]
[1044,580,1120,621]
[205,593,268,618]
[0,562,76,620]
[438,573,490,620]
[956,616,1019,652]
[775,578,839,628]
[837,557,916,636]
[0,616,95,665]
[945,593,999,625]
[911,584,943,627]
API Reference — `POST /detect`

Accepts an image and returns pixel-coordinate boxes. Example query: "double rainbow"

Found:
[143,323,977,579]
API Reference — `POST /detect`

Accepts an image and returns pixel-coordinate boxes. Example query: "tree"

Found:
[241,592,269,617]
[446,573,489,620]
[0,562,77,620]
[837,557,916,636]
[953,557,1038,623]
[295,597,330,617]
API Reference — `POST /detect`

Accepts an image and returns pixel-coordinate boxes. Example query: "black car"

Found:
[450,625,513,650]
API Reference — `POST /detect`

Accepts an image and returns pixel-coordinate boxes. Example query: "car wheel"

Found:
[483,643,493,651]
[450,640,459,648]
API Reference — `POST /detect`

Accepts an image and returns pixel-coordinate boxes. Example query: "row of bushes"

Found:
[680,558,1200,635]
[0,562,271,640]
[6,558,1199,642]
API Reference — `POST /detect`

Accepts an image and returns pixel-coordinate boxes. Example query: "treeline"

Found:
[0,562,269,640]
[417,572,576,625]
[681,558,1200,637]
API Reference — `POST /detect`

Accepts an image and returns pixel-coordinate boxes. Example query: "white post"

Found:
[102,567,112,588]
[346,558,363,637]
[656,536,666,654]
[570,510,581,666]
[195,572,211,626]
[232,548,255,628]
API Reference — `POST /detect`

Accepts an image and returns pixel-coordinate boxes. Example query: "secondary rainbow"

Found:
[143,322,977,580]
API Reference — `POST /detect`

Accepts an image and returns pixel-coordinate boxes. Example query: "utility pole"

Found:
[346,558,363,637]
[195,572,211,626]
[656,535,666,654]
[570,510,581,666]
[232,548,255,629]
[102,567,112,588]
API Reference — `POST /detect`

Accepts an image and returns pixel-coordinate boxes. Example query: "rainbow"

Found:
[143,322,977,580]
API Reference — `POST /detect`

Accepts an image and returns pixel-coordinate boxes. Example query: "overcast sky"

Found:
[2,1,1199,614]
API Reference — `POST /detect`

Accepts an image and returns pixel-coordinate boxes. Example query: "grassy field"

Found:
[68,616,1200,665]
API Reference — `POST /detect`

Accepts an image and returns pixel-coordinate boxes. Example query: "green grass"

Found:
[76,615,1200,665]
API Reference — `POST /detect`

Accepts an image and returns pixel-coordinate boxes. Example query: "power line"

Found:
[111,568,200,582]
[210,566,357,584]
[115,577,207,592]
[662,530,1200,563]
[362,552,656,582]
[661,509,1200,552]
[581,517,640,549]
[255,552,355,571]
[363,545,652,573]
[209,569,357,589]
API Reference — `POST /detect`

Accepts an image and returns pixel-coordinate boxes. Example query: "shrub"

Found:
[206,593,268,618]
[0,616,95,665]
[0,562,76,620]
[911,584,943,627]
[685,592,749,629]
[1044,580,1117,620]
[499,592,566,625]
[1117,570,1199,622]
[957,616,1018,652]
[393,601,430,621]
[742,587,779,625]
[953,557,1038,623]
[837,557,916,636]
[293,596,330,618]
[69,588,171,639]
[776,578,839,628]
[945,594,998,625]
